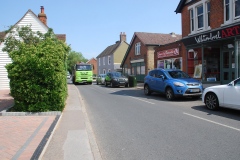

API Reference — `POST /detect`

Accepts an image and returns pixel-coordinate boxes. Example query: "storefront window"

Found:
[203,48,220,81]
[173,58,182,69]
[141,66,145,74]
[157,58,182,70]
[188,48,202,78]
[164,59,172,69]
[157,60,164,69]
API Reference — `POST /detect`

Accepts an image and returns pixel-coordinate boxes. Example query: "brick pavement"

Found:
[0,89,60,160]
[0,116,57,160]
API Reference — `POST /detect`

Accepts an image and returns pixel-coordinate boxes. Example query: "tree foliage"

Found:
[3,26,71,112]
[67,51,88,74]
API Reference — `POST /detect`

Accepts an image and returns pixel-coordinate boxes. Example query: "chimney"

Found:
[170,32,176,37]
[38,6,47,25]
[120,32,126,42]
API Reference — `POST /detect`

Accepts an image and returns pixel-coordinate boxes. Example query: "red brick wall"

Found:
[87,59,97,75]
[181,0,224,37]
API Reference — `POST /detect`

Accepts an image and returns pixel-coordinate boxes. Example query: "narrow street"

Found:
[76,83,240,160]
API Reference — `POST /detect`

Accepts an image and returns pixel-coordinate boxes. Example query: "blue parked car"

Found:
[144,68,203,100]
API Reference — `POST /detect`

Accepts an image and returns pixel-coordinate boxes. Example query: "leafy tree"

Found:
[67,51,88,74]
[2,26,71,112]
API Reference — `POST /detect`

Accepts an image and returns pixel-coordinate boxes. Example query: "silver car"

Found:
[96,74,106,85]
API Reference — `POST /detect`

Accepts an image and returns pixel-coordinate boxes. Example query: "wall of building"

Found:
[123,36,148,74]
[181,0,224,37]
[87,58,97,75]
[113,42,129,63]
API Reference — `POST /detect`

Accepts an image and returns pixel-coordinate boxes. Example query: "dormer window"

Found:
[135,42,141,55]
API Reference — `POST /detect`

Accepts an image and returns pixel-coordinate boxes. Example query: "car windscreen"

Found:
[76,65,92,71]
[167,71,190,79]
[112,72,122,77]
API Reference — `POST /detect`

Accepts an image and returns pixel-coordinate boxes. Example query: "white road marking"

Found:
[183,112,240,132]
[124,94,155,104]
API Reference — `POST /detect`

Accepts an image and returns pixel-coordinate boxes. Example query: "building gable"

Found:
[15,10,49,34]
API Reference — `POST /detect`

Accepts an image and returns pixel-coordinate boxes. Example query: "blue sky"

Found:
[0,0,182,60]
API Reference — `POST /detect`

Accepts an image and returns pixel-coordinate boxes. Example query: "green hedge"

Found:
[4,27,70,112]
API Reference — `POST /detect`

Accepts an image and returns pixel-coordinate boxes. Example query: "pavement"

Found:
[0,84,104,160]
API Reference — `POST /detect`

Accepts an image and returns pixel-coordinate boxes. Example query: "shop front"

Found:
[156,47,183,70]
[182,23,240,85]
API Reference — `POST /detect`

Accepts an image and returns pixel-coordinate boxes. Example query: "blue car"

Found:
[144,68,203,100]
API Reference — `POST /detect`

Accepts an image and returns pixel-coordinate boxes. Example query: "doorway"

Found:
[222,50,235,84]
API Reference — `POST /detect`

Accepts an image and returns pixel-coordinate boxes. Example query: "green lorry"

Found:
[72,63,93,84]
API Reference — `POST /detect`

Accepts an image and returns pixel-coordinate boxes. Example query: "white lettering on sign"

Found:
[157,48,179,58]
[195,31,221,43]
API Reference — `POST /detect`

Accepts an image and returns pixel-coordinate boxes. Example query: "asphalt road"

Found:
[76,82,240,160]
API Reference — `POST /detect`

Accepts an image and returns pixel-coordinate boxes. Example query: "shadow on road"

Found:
[191,105,240,121]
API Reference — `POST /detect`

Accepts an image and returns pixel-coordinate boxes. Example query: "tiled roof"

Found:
[120,32,182,67]
[96,41,121,58]
[135,32,182,45]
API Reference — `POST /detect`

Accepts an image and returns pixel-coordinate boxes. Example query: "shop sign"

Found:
[157,48,179,58]
[182,24,240,46]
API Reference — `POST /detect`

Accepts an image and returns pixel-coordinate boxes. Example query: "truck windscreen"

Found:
[76,65,92,71]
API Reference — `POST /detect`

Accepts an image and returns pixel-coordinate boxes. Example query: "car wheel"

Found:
[105,81,108,87]
[205,93,219,110]
[125,83,128,88]
[144,85,151,95]
[110,82,114,88]
[97,81,99,85]
[165,88,175,100]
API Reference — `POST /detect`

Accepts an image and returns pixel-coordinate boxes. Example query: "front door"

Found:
[222,50,235,84]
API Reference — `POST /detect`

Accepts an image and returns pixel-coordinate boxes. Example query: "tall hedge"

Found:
[3,26,70,112]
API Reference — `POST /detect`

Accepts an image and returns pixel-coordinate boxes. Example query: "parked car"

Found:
[202,77,240,110]
[96,74,106,85]
[105,72,128,87]
[144,68,203,100]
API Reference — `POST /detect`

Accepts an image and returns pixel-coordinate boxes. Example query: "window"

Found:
[135,42,141,55]
[188,0,210,34]
[190,9,194,32]
[224,0,240,24]
[108,69,111,72]
[103,69,106,74]
[197,5,204,30]
[234,0,240,19]
[103,57,105,65]
[99,58,101,66]
[206,2,210,27]
[108,56,111,65]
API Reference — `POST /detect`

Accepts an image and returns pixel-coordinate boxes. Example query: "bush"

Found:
[4,26,70,112]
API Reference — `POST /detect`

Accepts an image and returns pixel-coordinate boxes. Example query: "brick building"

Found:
[87,58,97,76]
[175,0,240,84]
[121,32,181,82]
